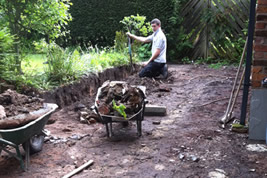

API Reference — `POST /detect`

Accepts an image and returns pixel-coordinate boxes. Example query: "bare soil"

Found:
[1,65,267,178]
[0,89,43,117]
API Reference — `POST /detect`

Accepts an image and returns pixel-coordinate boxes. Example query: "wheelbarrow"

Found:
[0,103,58,171]
[92,81,147,137]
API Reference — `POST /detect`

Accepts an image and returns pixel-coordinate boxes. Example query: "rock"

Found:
[191,155,200,162]
[169,159,175,163]
[80,111,89,117]
[0,105,6,119]
[80,117,88,124]
[179,153,185,160]
[98,104,110,115]
[209,169,228,178]
[70,134,81,140]
[74,103,86,111]
[158,85,171,92]
[154,164,165,171]
[88,118,97,124]
[18,107,29,113]
[152,121,161,125]
[246,144,267,152]
[249,169,256,172]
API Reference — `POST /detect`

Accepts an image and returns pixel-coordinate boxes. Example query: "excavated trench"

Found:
[41,65,137,108]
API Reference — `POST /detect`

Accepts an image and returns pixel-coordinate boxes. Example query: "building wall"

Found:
[252,0,267,88]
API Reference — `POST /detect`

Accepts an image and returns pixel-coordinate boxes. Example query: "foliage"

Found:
[45,43,80,85]
[114,31,128,52]
[119,14,152,61]
[0,28,16,79]
[112,99,127,119]
[201,7,247,63]
[167,0,193,60]
[181,57,192,64]
[0,0,72,73]
[0,28,14,53]
[120,14,152,36]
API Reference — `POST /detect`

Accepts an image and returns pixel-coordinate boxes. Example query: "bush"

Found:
[45,43,80,84]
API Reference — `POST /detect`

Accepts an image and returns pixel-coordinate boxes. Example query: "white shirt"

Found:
[147,28,167,63]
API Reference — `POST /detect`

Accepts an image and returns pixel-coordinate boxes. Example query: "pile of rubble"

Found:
[96,81,145,119]
[0,89,44,129]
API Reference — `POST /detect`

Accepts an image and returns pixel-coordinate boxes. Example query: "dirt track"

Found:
[1,65,267,178]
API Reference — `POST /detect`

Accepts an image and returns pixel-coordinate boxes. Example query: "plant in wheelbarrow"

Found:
[112,99,127,119]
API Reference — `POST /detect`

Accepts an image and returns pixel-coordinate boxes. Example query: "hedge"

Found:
[65,0,186,60]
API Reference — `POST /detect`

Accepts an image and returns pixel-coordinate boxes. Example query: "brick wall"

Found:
[252,0,267,88]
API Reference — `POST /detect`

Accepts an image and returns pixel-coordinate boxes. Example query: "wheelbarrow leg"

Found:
[15,145,25,171]
[24,139,30,170]
[109,123,113,137]
[137,120,142,137]
[105,123,110,138]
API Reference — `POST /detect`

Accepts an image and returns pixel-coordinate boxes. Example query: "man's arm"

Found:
[126,32,151,43]
[144,48,161,66]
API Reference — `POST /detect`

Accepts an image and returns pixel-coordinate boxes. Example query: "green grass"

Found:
[22,54,47,73]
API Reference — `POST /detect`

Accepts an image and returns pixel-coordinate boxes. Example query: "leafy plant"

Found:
[112,99,127,119]
[181,57,192,64]
[45,43,80,84]
[120,14,153,61]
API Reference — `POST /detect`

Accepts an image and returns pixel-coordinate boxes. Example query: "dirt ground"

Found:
[1,64,267,178]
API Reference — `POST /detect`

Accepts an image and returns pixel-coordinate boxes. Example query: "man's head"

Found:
[151,18,161,32]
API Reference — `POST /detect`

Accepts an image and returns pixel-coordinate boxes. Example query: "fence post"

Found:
[205,0,211,59]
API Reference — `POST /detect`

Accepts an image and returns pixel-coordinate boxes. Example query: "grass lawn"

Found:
[22,54,47,74]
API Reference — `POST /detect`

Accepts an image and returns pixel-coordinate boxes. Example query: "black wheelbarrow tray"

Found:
[0,103,58,171]
[92,81,147,137]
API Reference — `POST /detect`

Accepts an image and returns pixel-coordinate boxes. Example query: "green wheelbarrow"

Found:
[0,103,58,171]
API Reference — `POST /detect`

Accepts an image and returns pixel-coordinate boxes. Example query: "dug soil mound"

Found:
[0,89,44,129]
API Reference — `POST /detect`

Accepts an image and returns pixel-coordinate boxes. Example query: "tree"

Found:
[0,0,72,73]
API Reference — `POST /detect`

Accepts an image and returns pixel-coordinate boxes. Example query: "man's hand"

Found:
[126,32,132,38]
[143,61,149,67]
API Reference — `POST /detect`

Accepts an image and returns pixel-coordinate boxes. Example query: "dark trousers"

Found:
[139,61,165,78]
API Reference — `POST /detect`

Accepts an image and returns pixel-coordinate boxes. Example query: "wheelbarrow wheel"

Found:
[22,134,45,155]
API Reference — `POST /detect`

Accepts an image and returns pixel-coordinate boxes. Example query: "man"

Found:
[126,18,167,78]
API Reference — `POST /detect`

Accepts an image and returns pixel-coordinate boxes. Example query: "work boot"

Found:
[160,64,168,79]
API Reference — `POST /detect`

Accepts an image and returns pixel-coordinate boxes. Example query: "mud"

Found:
[0,89,43,118]
[1,65,267,178]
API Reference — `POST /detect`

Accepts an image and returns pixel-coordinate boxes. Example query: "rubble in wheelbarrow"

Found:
[96,81,144,119]
[0,89,44,129]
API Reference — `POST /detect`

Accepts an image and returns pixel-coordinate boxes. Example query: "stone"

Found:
[80,117,88,124]
[179,153,185,160]
[88,118,97,124]
[0,105,6,119]
[145,105,167,116]
[152,121,161,125]
[208,169,228,178]
[154,164,165,171]
[246,144,267,152]
[74,103,86,111]
[191,155,200,162]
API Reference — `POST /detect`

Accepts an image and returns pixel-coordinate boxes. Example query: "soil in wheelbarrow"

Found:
[1,65,267,178]
[0,89,44,128]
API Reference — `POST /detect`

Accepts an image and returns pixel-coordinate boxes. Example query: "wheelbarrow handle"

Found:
[90,105,104,123]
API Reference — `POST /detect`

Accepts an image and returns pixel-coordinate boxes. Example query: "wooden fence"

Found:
[181,0,250,60]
